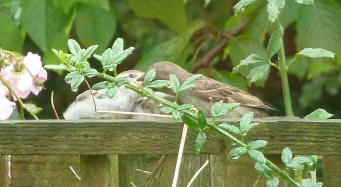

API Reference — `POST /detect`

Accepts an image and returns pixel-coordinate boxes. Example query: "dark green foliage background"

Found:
[1,0,340,118]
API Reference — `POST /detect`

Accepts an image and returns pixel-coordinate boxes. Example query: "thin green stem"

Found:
[0,77,39,120]
[278,42,294,117]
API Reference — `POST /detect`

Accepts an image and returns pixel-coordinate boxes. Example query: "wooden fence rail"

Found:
[0,118,340,186]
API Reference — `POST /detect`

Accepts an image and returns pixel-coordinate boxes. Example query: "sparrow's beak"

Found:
[136,73,145,82]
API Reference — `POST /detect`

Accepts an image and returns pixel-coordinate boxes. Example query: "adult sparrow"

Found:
[63,70,144,120]
[146,61,273,118]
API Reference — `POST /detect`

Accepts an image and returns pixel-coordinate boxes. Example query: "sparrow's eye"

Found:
[128,73,135,78]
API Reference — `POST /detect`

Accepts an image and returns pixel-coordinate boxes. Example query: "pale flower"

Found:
[23,52,43,76]
[0,84,9,97]
[0,65,32,99]
[30,66,47,95]
[0,97,16,120]
[0,84,16,120]
[0,52,47,98]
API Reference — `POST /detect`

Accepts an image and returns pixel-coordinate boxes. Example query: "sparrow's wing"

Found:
[192,77,273,110]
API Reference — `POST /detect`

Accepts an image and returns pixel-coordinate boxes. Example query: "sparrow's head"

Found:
[145,61,191,82]
[117,70,144,87]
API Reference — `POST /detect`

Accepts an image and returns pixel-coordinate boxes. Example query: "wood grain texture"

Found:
[0,118,340,155]
[80,154,118,187]
[11,155,79,186]
[322,156,341,186]
[0,156,8,187]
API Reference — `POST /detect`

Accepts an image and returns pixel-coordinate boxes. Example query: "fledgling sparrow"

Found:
[63,70,144,120]
[146,61,273,118]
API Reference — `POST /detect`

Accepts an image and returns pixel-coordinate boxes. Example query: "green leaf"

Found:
[266,177,279,187]
[0,12,23,52]
[180,74,201,92]
[247,64,270,85]
[65,72,85,92]
[111,38,135,64]
[229,147,247,159]
[255,162,273,178]
[286,156,313,170]
[232,54,270,85]
[294,0,314,5]
[95,38,135,71]
[247,140,268,150]
[182,113,199,130]
[147,80,170,89]
[178,104,194,111]
[297,48,335,59]
[23,103,42,115]
[240,112,254,133]
[128,0,186,33]
[197,110,207,129]
[144,69,156,85]
[296,1,341,53]
[248,149,266,163]
[75,4,116,53]
[68,39,81,56]
[169,74,181,94]
[44,64,69,71]
[172,110,181,121]
[210,100,224,117]
[233,0,257,14]
[195,131,206,155]
[232,54,265,72]
[92,81,111,90]
[222,102,241,116]
[211,101,240,118]
[306,155,318,171]
[304,108,333,119]
[21,0,71,52]
[160,107,175,114]
[84,69,98,78]
[267,24,284,58]
[267,0,285,23]
[301,179,323,187]
[218,123,240,134]
[281,147,292,164]
[73,45,98,64]
[106,86,118,98]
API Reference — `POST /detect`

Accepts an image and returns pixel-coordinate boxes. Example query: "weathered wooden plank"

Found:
[0,118,340,155]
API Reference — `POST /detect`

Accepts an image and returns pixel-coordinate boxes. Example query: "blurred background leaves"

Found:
[0,0,340,118]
